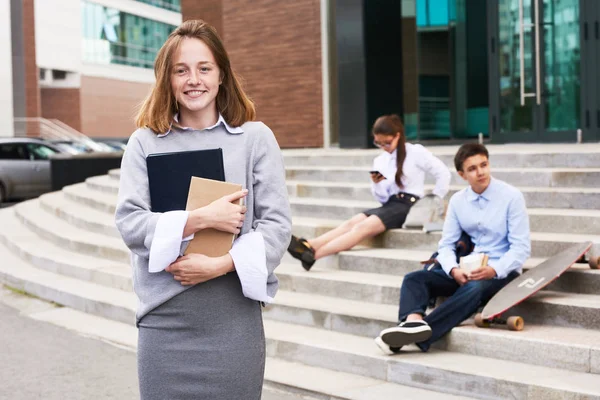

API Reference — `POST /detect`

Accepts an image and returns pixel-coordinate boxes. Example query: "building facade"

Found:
[182,0,600,147]
[3,0,181,139]
[2,0,599,147]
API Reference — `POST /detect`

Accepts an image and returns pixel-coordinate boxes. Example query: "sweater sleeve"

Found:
[228,124,292,301]
[114,132,190,268]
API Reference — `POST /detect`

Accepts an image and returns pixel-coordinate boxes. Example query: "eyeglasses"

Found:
[373,133,400,149]
[373,139,394,148]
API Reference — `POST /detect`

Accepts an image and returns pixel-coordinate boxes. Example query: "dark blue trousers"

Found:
[398,268,519,351]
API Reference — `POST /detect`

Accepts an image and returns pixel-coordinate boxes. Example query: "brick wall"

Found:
[17,0,41,136]
[41,88,82,131]
[80,76,152,138]
[182,0,324,148]
[181,0,223,35]
[22,0,40,120]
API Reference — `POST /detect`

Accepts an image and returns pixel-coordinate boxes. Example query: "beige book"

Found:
[184,176,243,257]
[459,253,489,273]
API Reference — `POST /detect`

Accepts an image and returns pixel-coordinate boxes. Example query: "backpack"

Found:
[421,231,473,272]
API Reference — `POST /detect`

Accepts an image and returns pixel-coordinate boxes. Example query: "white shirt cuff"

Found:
[148,210,191,273]
[229,231,273,303]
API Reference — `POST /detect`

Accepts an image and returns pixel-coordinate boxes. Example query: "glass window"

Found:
[81,2,177,69]
[417,0,450,28]
[403,0,490,140]
[136,0,181,13]
[0,144,28,160]
[26,144,59,160]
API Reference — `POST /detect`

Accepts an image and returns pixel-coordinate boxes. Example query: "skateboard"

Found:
[474,241,593,331]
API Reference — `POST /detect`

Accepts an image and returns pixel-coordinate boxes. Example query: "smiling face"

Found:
[170,37,221,118]
[458,154,491,194]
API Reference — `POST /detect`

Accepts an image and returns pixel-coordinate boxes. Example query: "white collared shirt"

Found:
[157,113,244,137]
[436,178,531,279]
[370,143,451,203]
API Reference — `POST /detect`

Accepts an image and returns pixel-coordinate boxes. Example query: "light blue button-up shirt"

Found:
[437,178,531,279]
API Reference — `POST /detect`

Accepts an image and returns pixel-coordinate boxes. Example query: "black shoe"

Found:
[379,320,432,348]
[287,235,315,271]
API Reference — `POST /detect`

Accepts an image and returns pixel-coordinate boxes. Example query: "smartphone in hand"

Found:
[370,170,386,183]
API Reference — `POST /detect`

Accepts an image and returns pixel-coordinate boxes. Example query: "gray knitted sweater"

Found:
[114,120,292,322]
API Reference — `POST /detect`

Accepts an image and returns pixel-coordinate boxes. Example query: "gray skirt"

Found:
[137,272,265,400]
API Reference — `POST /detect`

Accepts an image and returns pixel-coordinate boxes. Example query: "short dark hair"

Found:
[454,143,489,171]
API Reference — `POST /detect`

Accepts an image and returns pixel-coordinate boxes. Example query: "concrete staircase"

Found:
[2,144,600,399]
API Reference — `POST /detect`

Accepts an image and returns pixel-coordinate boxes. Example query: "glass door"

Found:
[491,0,581,142]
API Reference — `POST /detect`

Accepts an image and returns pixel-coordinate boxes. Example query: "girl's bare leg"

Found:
[307,213,368,250]
[314,215,386,260]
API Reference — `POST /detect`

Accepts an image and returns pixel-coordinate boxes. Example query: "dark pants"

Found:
[398,268,519,351]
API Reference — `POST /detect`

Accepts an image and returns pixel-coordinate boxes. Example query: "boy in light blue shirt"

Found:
[376,144,531,353]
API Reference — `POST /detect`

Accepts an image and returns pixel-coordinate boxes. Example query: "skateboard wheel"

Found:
[507,316,524,331]
[390,347,401,354]
[589,246,599,270]
[474,313,490,328]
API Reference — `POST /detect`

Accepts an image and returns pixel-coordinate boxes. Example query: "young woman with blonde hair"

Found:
[288,114,451,270]
[115,19,291,400]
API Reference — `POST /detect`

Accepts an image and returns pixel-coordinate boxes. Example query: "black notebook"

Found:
[146,148,225,212]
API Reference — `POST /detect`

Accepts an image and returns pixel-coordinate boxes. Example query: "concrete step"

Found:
[286,166,600,188]
[267,287,600,335]
[289,196,600,235]
[264,319,600,399]
[39,191,119,237]
[95,168,600,210]
[277,254,600,305]
[381,229,600,259]
[0,209,131,291]
[6,273,597,399]
[334,248,600,295]
[263,357,473,400]
[5,297,470,400]
[12,199,129,263]
[108,160,600,188]
[63,183,117,215]
[287,180,600,210]
[66,182,600,254]
[282,145,600,168]
[0,239,136,324]
[3,230,598,379]
[276,263,402,305]
[291,215,600,259]
[85,175,119,195]
[266,302,600,374]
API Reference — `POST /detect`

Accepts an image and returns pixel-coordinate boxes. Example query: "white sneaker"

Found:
[379,320,432,348]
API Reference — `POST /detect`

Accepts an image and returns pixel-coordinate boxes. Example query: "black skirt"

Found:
[363,193,419,230]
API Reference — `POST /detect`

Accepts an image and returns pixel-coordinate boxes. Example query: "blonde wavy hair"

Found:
[136,19,256,133]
